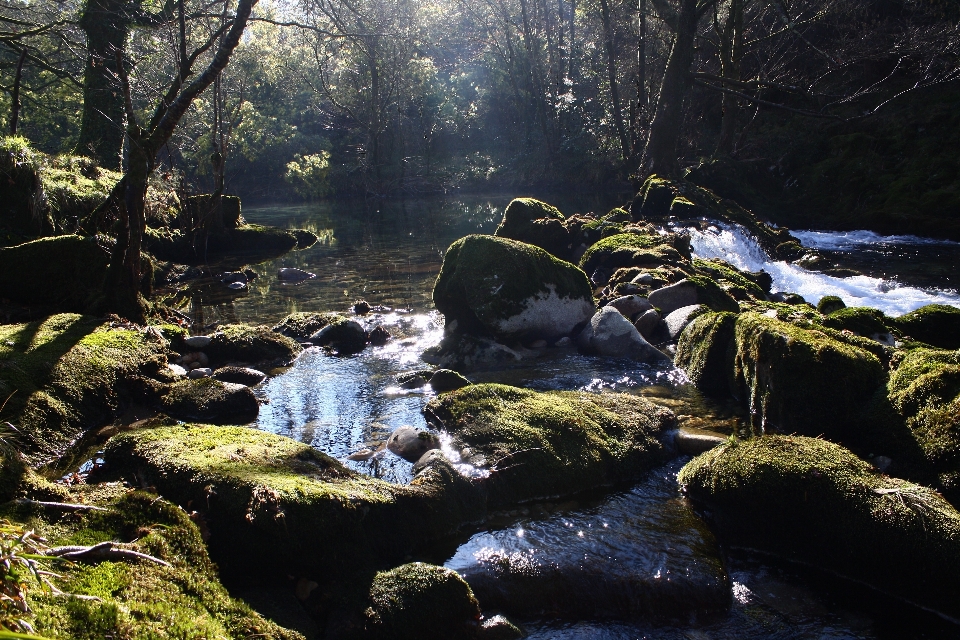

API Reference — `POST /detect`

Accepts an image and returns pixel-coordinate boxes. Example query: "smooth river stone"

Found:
[446,460,729,621]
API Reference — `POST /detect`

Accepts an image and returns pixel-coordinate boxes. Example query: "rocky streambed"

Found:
[1,177,959,638]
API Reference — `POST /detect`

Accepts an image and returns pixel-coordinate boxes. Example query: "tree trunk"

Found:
[640,0,698,176]
[715,0,744,156]
[10,50,26,135]
[599,0,629,159]
[76,0,131,170]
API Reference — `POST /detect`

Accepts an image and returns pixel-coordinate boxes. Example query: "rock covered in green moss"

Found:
[494,198,570,259]
[433,235,594,342]
[145,223,298,266]
[887,348,960,496]
[579,233,686,276]
[8,488,303,639]
[424,384,674,506]
[0,235,111,310]
[358,563,481,640]
[678,435,960,620]
[429,369,472,393]
[102,424,486,582]
[202,324,302,366]
[891,304,960,349]
[692,258,770,300]
[272,311,343,340]
[0,314,169,463]
[821,306,890,338]
[158,378,259,424]
[816,295,846,315]
[648,277,740,316]
[676,313,738,398]
[309,317,368,354]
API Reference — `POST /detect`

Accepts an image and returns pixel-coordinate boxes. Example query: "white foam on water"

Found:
[792,229,960,250]
[689,225,960,317]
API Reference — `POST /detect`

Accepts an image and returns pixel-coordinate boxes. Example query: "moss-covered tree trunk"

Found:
[75,0,131,170]
[640,0,699,176]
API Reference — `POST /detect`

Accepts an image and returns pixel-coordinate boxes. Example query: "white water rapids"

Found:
[688,224,960,316]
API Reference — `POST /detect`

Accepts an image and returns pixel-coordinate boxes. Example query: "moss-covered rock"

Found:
[144,224,298,267]
[309,317,368,354]
[356,563,481,640]
[692,258,769,300]
[891,304,960,349]
[202,324,302,366]
[579,233,686,276]
[0,136,51,236]
[0,314,169,463]
[158,378,259,424]
[494,198,570,259]
[731,313,886,439]
[272,312,343,341]
[102,424,486,582]
[424,384,674,506]
[821,306,890,337]
[816,295,846,315]
[675,312,738,398]
[4,488,302,639]
[433,235,594,342]
[184,194,244,229]
[0,235,111,310]
[887,348,960,496]
[679,435,960,620]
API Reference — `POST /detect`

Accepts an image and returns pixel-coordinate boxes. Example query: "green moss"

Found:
[678,435,960,620]
[0,314,168,463]
[13,490,304,639]
[675,312,737,398]
[203,324,302,366]
[604,207,630,222]
[630,175,676,221]
[102,424,485,582]
[821,306,890,337]
[494,199,569,260]
[731,313,886,440]
[361,563,481,640]
[578,232,682,275]
[816,295,846,315]
[159,378,260,425]
[891,304,960,349]
[41,155,121,223]
[0,235,111,310]
[686,275,741,313]
[272,312,343,340]
[692,258,767,300]
[424,384,673,506]
[433,235,593,339]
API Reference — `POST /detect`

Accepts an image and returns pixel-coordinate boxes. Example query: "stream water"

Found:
[183,195,959,638]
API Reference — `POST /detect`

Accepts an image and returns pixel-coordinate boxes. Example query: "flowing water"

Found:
[183,195,959,638]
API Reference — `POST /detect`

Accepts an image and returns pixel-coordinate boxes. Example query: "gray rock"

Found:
[674,427,727,456]
[212,366,267,386]
[606,295,653,321]
[577,307,671,363]
[633,309,661,341]
[665,304,707,340]
[397,370,433,389]
[219,272,246,284]
[188,367,213,378]
[184,335,212,349]
[309,320,367,353]
[159,378,259,424]
[437,336,523,371]
[166,363,187,377]
[647,279,698,316]
[632,272,655,285]
[386,426,441,463]
[429,369,471,393]
[277,267,316,282]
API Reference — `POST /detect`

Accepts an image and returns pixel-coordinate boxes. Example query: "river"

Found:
[183,195,960,639]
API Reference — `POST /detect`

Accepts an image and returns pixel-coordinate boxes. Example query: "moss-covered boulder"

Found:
[272,311,343,341]
[145,224,298,267]
[0,235,111,310]
[692,258,770,301]
[433,235,594,343]
[4,487,302,639]
[184,194,244,228]
[201,324,302,366]
[732,313,886,438]
[0,314,169,463]
[579,233,687,276]
[309,317,368,354]
[679,436,960,620]
[494,198,571,259]
[675,312,738,398]
[891,304,960,349]
[887,348,960,496]
[102,424,486,582]
[816,295,846,315]
[424,384,674,506]
[821,306,890,337]
[158,378,260,424]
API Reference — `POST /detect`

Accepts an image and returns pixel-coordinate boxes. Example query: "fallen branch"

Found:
[14,499,110,513]
[50,542,172,567]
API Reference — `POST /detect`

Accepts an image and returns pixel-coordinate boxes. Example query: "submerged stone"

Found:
[433,235,594,343]
[387,426,441,463]
[679,435,960,621]
[424,384,675,506]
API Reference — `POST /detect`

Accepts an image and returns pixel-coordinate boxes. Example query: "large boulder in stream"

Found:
[494,197,571,259]
[890,304,960,349]
[158,378,260,424]
[578,232,689,276]
[424,383,675,506]
[576,306,671,363]
[433,235,594,343]
[200,324,302,366]
[679,435,960,621]
[102,424,486,582]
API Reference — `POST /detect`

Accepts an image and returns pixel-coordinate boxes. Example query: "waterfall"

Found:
[688,224,960,317]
